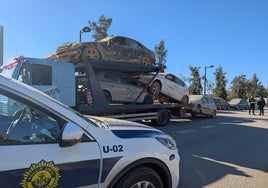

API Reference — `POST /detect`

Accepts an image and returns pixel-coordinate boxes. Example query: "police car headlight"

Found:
[156,135,177,150]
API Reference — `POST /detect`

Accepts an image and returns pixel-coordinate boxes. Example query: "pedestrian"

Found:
[257,96,266,116]
[248,96,256,115]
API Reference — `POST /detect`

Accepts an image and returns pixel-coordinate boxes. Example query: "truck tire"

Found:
[114,166,163,188]
[152,109,170,126]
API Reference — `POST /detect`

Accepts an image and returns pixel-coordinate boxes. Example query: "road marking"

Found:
[201,125,216,129]
[177,129,195,134]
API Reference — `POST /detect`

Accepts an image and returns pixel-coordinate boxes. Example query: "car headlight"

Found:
[155,135,177,150]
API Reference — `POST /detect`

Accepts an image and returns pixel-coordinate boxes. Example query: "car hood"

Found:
[89,116,163,138]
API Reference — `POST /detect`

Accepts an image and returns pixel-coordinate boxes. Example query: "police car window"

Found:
[0,92,62,145]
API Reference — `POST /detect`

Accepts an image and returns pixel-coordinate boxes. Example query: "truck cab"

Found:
[0,56,76,107]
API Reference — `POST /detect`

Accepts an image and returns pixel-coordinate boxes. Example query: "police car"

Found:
[0,75,180,188]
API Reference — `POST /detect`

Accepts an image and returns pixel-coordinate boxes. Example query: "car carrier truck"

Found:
[0,55,186,126]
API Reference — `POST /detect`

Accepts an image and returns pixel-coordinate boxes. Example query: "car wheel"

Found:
[141,57,153,65]
[84,47,101,60]
[114,166,163,188]
[182,95,189,105]
[143,95,154,104]
[149,81,161,96]
[103,90,111,103]
[210,110,216,118]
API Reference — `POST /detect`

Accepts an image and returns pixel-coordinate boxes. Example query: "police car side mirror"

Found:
[60,122,84,147]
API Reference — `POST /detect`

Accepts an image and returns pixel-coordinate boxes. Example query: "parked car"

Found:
[212,97,230,110]
[56,36,156,65]
[187,95,217,117]
[0,75,180,187]
[94,70,154,104]
[134,73,189,104]
[228,98,249,110]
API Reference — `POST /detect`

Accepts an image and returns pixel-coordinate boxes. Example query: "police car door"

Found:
[0,89,101,188]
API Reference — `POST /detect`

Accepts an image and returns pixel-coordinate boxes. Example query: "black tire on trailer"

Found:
[152,109,170,126]
[114,166,164,188]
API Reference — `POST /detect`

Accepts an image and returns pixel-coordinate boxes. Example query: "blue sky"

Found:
[1,0,268,89]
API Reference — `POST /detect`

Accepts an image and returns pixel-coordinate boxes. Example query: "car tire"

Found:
[84,46,101,60]
[182,95,189,105]
[114,166,164,188]
[103,90,111,103]
[149,81,161,96]
[141,57,153,65]
[210,110,216,118]
[143,95,154,104]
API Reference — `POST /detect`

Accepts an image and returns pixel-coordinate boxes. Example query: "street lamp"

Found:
[237,74,246,98]
[79,26,91,42]
[204,65,214,95]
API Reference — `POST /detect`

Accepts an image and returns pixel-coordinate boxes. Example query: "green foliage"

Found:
[88,15,112,41]
[154,40,167,72]
[188,66,202,95]
[213,66,227,99]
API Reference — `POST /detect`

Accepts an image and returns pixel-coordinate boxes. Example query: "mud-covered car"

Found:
[56,36,156,65]
[95,70,154,104]
[187,95,217,117]
[229,98,249,110]
[212,97,230,110]
[134,73,189,104]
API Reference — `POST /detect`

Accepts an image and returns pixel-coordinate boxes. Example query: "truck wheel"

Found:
[149,81,161,96]
[103,90,111,103]
[152,109,170,126]
[143,95,154,104]
[114,166,163,188]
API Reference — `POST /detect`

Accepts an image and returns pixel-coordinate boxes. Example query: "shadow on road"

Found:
[156,110,268,188]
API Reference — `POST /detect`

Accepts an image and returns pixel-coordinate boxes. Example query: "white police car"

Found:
[0,75,180,188]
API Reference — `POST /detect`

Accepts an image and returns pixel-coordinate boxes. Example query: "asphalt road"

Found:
[156,109,268,188]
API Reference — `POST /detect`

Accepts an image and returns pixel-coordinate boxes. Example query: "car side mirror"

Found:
[60,122,84,147]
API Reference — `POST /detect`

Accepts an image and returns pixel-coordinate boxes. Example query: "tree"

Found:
[213,66,228,99]
[188,66,202,95]
[154,39,167,72]
[88,15,112,41]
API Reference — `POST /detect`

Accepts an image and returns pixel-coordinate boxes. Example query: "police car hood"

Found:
[89,116,164,138]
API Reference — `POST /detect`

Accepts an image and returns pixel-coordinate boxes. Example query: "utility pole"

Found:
[204,65,214,95]
[0,26,3,66]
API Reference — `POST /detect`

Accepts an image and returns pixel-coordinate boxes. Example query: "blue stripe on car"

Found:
[0,157,122,187]
[111,130,163,138]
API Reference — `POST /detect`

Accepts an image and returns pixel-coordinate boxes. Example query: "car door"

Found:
[161,74,178,99]
[201,97,209,115]
[0,88,101,187]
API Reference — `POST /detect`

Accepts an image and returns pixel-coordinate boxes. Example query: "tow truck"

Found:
[0,54,186,126]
